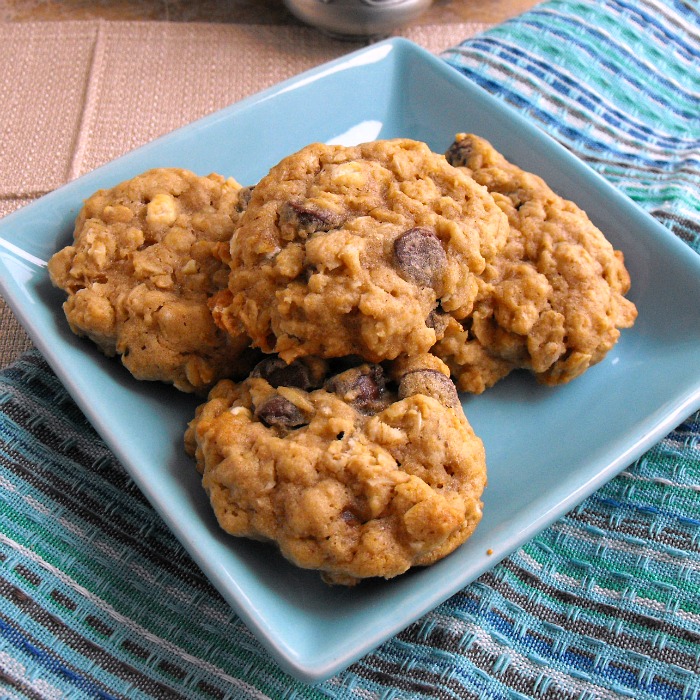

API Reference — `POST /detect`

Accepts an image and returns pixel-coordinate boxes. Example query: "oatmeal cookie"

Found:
[48,169,255,393]
[436,133,637,392]
[211,138,508,363]
[185,354,486,585]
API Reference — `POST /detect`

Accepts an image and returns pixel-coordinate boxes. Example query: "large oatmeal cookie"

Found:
[185,354,486,586]
[48,168,255,393]
[436,134,637,393]
[211,138,508,363]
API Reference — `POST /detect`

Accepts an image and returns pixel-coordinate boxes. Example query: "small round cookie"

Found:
[211,138,508,363]
[436,133,638,392]
[48,168,255,393]
[185,354,486,586]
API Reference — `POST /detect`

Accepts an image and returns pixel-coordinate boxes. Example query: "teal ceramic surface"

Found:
[1,39,699,682]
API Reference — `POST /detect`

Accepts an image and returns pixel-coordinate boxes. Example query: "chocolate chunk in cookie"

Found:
[255,394,307,428]
[250,355,326,391]
[393,227,447,290]
[398,369,460,410]
[325,364,389,414]
[236,186,255,212]
[279,200,345,237]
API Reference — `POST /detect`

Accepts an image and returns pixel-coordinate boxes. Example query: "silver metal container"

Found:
[283,0,433,38]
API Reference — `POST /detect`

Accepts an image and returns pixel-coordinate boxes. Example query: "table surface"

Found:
[1,0,540,24]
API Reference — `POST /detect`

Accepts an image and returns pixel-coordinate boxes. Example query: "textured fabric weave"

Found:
[1,1,699,698]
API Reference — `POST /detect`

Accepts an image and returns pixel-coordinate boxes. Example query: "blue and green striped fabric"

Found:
[1,0,698,698]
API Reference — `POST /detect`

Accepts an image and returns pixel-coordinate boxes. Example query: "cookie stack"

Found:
[48,135,636,585]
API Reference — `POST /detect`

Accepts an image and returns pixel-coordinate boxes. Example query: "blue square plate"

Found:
[1,38,700,683]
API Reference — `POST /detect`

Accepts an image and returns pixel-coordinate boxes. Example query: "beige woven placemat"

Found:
[0,19,486,368]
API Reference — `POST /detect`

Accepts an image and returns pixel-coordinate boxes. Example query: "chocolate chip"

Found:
[393,227,447,289]
[426,308,449,339]
[279,201,345,236]
[398,369,460,410]
[445,138,473,167]
[340,508,361,526]
[237,186,255,212]
[251,357,320,391]
[326,364,387,414]
[255,395,306,428]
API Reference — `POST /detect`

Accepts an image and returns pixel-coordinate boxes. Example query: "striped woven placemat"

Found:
[1,1,699,698]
